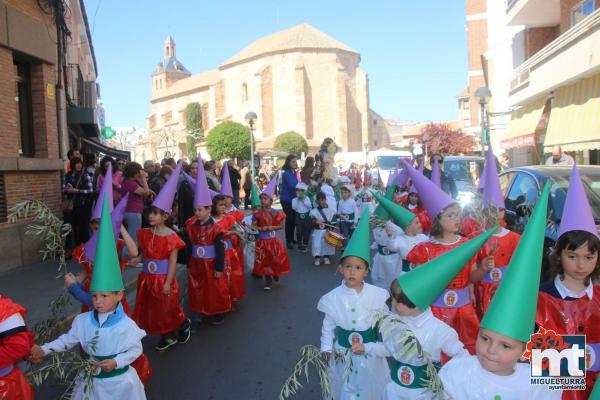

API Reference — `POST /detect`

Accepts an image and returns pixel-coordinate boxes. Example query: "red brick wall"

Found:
[4,171,62,213]
[560,0,600,33]
[2,0,48,23]
[466,19,488,71]
[30,63,58,158]
[466,0,486,14]
[0,47,20,156]
[526,27,560,58]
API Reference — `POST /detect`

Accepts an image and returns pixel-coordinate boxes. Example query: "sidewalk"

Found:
[0,258,141,328]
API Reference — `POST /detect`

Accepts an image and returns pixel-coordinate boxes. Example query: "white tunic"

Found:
[357,200,376,217]
[387,233,429,277]
[439,355,562,400]
[41,305,147,400]
[320,184,338,213]
[310,207,336,257]
[243,214,255,273]
[364,309,468,400]
[337,198,359,223]
[370,222,404,290]
[292,196,313,214]
[317,282,390,400]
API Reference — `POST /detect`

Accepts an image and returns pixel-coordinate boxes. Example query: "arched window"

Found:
[242,83,248,101]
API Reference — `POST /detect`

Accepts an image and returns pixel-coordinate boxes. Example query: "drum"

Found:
[325,231,346,248]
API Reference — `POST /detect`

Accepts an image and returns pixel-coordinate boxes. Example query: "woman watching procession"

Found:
[6,136,599,399]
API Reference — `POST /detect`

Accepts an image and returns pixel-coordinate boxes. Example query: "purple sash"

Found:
[482,265,508,284]
[258,231,276,240]
[224,239,233,250]
[587,343,600,372]
[432,287,470,308]
[192,245,216,259]
[142,259,169,275]
[0,364,14,378]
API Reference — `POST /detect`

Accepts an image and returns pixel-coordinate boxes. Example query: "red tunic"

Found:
[186,217,232,315]
[0,296,34,400]
[133,229,186,335]
[224,209,246,301]
[72,240,130,314]
[402,203,431,233]
[459,215,481,237]
[536,283,600,400]
[469,228,520,319]
[406,238,479,354]
[252,209,291,277]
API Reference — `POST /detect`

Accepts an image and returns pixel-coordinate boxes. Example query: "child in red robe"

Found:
[212,194,244,302]
[187,161,231,326]
[400,190,431,234]
[0,296,34,400]
[251,181,290,291]
[536,165,600,400]
[134,205,189,352]
[468,206,520,319]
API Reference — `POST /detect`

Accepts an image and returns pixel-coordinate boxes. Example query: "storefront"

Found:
[501,97,549,166]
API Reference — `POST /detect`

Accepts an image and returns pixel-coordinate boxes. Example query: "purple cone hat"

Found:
[402,159,456,219]
[92,163,113,220]
[194,158,213,207]
[183,172,219,199]
[152,161,182,213]
[482,145,505,209]
[386,170,398,188]
[431,158,441,188]
[262,175,278,198]
[396,168,409,189]
[84,192,129,262]
[557,164,599,239]
[220,164,233,198]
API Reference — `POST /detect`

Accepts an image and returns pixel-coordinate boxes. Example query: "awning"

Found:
[501,97,547,149]
[81,137,131,161]
[544,73,600,152]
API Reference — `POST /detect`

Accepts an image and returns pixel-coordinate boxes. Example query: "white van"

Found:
[368,150,413,185]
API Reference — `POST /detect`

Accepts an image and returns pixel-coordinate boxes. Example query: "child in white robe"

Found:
[310,192,337,266]
[370,220,404,289]
[317,209,390,400]
[29,197,146,400]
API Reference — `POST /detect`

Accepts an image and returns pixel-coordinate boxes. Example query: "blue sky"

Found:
[84,0,467,128]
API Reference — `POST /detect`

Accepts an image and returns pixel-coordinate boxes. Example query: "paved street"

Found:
[21,227,344,399]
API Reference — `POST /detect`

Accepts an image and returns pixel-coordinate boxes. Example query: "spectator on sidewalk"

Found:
[143,160,157,179]
[122,162,154,245]
[240,161,253,210]
[280,154,299,249]
[63,157,94,248]
[545,145,574,166]
[205,160,221,191]
[96,156,123,205]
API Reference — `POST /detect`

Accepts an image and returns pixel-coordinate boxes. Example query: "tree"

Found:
[419,123,477,155]
[185,102,203,159]
[206,122,251,160]
[273,131,308,157]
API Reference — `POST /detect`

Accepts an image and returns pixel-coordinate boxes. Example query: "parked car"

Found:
[499,165,600,282]
[443,156,485,206]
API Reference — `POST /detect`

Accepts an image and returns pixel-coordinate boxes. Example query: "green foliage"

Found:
[185,102,203,159]
[206,121,251,160]
[273,131,308,157]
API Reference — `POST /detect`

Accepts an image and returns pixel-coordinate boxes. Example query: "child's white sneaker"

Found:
[314,258,321,266]
[323,257,331,265]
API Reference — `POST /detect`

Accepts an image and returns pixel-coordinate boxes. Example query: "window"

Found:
[463,100,470,110]
[242,83,248,102]
[15,61,34,157]
[571,0,595,26]
[505,172,537,213]
[373,120,378,126]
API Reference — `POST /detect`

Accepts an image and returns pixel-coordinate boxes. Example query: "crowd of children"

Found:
[2,146,600,399]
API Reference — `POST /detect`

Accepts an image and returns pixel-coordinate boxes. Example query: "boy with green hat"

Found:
[439,182,561,399]
[317,209,390,399]
[29,197,147,399]
[355,226,496,399]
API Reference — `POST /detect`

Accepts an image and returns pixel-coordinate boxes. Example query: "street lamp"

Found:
[244,111,258,176]
[475,86,492,157]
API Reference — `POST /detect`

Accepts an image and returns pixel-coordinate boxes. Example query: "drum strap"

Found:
[317,207,330,225]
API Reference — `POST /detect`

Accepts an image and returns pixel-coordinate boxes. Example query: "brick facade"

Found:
[0,0,64,272]
[526,27,560,59]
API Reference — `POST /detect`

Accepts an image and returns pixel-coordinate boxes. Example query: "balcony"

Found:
[509,8,600,106]
[67,65,100,138]
[507,0,560,27]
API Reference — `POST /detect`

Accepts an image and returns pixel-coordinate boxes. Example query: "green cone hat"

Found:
[372,191,416,230]
[89,195,125,292]
[374,182,396,220]
[590,379,600,400]
[480,181,550,343]
[251,182,261,208]
[341,209,371,267]
[398,227,497,310]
